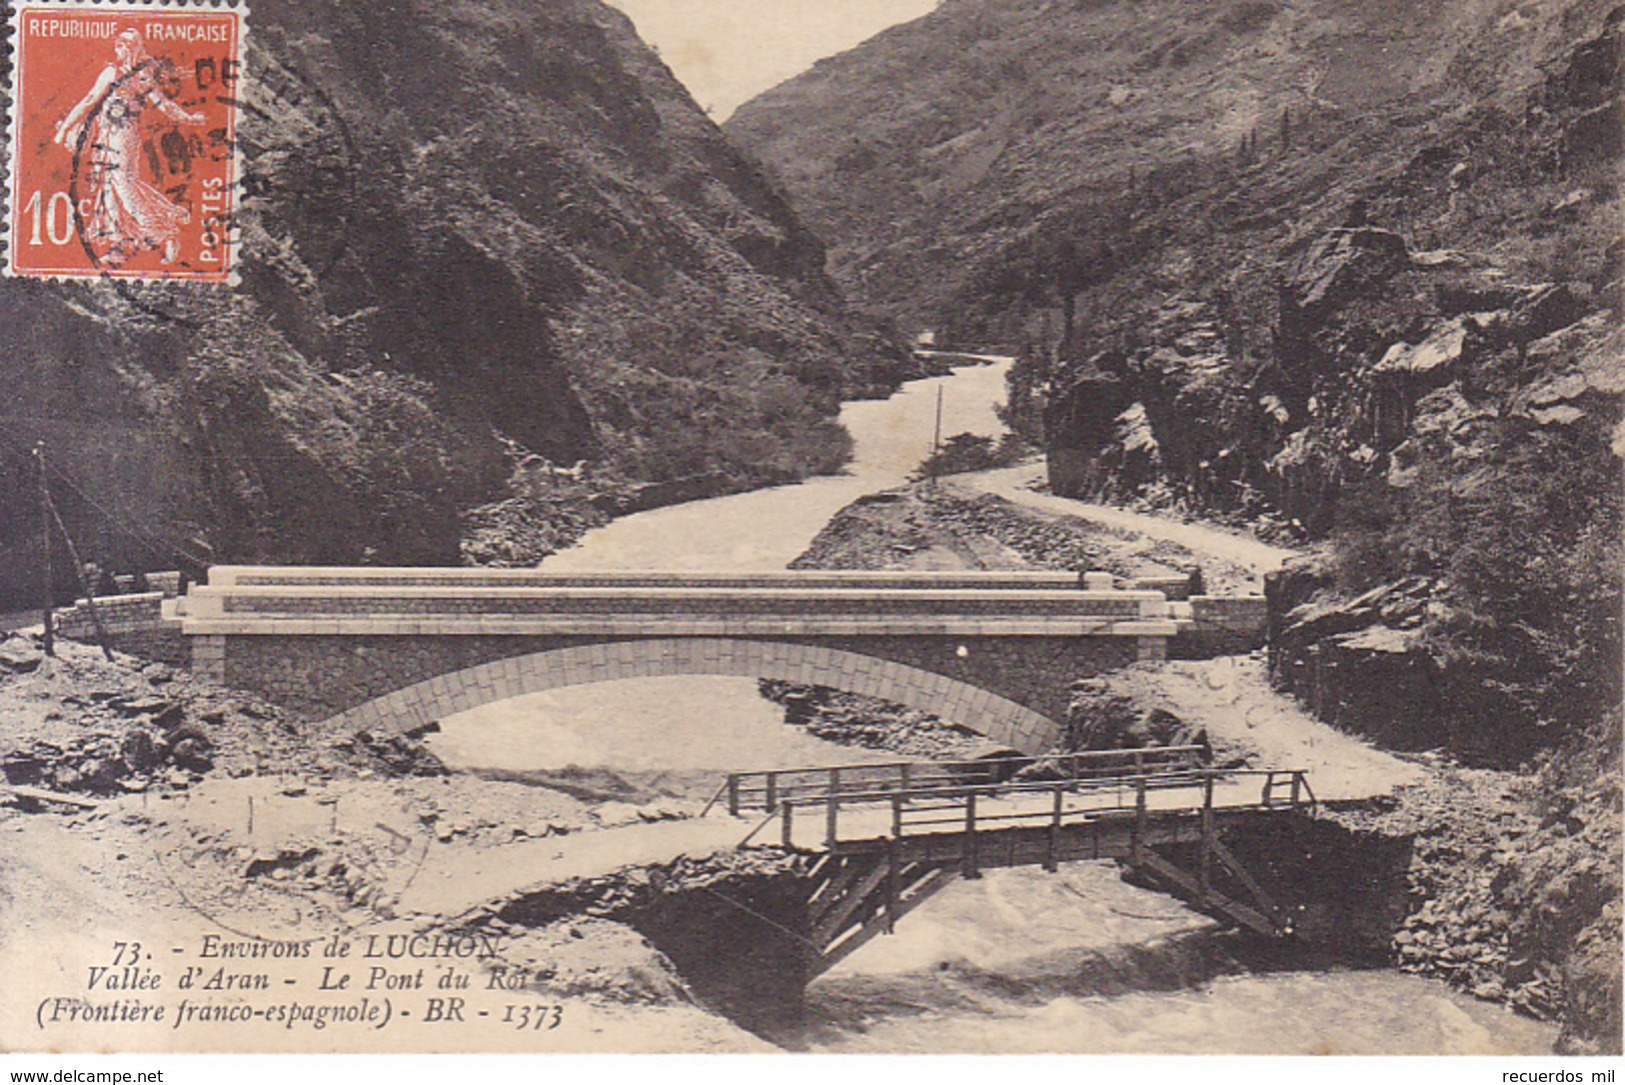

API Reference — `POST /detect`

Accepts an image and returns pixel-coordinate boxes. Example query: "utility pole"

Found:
[929,383,944,491]
[44,489,114,662]
[33,443,53,656]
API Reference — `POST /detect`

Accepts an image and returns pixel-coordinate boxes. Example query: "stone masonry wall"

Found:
[55,592,187,665]
[1173,596,1269,658]
[215,632,1146,752]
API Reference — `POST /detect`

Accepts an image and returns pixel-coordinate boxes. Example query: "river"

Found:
[428,360,1558,1055]
[541,357,1013,572]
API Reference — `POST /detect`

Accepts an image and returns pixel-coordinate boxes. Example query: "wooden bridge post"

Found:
[886,838,901,933]
[963,792,981,879]
[1290,772,1302,812]
[886,790,905,933]
[728,774,740,817]
[1199,771,1215,907]
[781,799,795,848]
[820,767,843,847]
[764,773,777,813]
[1132,775,1147,864]
[1045,783,1062,872]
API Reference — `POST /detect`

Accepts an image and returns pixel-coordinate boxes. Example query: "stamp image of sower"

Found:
[4,0,246,283]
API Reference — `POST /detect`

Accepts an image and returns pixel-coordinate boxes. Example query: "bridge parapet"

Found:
[204,566,1088,591]
[171,578,1177,638]
[165,566,1181,754]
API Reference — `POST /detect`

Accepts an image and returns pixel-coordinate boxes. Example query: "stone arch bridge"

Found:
[167,567,1180,753]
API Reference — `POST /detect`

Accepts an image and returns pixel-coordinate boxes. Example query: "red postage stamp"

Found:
[4,0,244,282]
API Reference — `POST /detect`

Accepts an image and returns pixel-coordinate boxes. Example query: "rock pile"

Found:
[0,631,443,798]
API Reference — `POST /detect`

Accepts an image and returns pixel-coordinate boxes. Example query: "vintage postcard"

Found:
[0,0,1617,1068]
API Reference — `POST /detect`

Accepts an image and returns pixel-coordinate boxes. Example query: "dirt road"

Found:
[965,465,1302,583]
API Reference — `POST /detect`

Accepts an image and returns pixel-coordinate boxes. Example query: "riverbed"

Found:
[429,361,1559,1055]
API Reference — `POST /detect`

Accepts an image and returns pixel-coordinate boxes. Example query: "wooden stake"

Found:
[963,792,980,879]
[1200,772,1216,908]
[33,444,53,657]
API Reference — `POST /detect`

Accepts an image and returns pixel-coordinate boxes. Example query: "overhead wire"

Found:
[0,418,213,569]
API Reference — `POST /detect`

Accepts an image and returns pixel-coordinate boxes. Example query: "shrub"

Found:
[912,432,1032,480]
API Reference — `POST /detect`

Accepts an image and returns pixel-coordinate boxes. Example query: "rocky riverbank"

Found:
[757,679,995,760]
[791,476,1260,592]
[788,476,1620,1053]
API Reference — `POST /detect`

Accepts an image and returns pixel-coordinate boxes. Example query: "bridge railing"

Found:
[730,763,1318,866]
[715,744,1211,817]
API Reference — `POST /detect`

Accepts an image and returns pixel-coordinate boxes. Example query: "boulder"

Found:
[1064,678,1141,749]
[0,636,42,674]
[1509,283,1591,343]
[1288,228,1411,316]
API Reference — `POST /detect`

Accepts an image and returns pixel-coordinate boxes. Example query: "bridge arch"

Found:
[322,637,1061,753]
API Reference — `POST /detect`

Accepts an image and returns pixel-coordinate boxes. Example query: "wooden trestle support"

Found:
[712,745,1315,977]
[803,849,960,978]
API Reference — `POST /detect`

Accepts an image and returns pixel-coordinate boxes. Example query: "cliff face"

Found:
[0,0,901,603]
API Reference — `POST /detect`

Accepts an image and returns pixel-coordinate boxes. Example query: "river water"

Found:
[541,357,1014,572]
[429,360,1558,1054]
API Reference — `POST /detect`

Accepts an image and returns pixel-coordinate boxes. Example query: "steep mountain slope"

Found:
[729,0,1621,760]
[728,0,1610,332]
[0,0,902,604]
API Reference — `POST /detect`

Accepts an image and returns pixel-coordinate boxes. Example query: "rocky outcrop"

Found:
[1050,15,1623,764]
[1064,676,1211,754]
[757,679,992,760]
[0,0,900,607]
[1268,577,1458,747]
[482,850,813,1035]
[0,631,443,796]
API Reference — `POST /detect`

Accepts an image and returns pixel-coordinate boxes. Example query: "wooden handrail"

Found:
[722,747,1223,814]
[733,767,1247,810]
[724,745,1211,809]
[743,764,1319,852]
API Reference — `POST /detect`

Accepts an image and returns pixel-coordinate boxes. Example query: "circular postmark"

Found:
[54,39,358,323]
[230,49,359,285]
[65,51,234,281]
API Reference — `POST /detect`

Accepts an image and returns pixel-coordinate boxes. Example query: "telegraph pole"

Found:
[929,383,944,490]
[44,489,115,662]
[33,442,53,656]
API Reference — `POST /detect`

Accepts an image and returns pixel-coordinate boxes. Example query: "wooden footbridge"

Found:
[705,745,1317,977]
